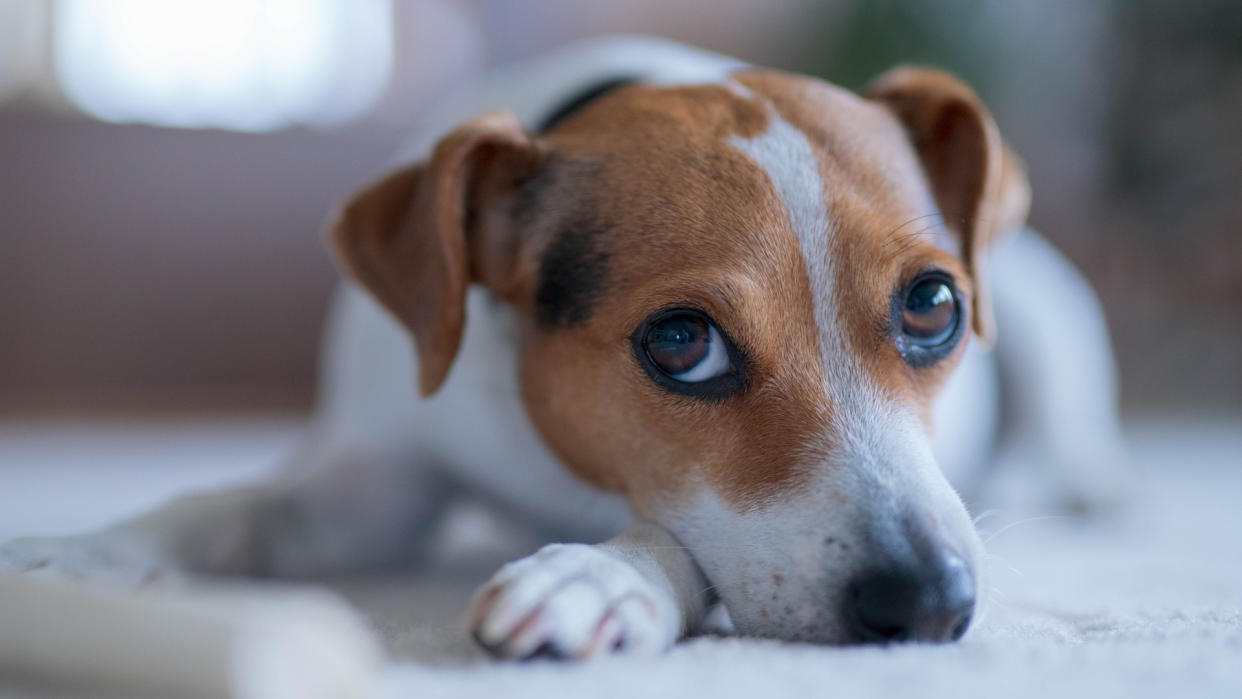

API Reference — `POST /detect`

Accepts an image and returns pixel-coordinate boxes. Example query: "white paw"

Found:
[469,543,677,660]
[0,534,179,588]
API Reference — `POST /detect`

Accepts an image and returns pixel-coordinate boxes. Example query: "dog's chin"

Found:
[716,586,858,646]
[727,610,857,646]
[718,560,982,646]
[720,583,978,650]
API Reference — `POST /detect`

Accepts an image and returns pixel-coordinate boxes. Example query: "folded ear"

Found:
[328,111,542,396]
[864,67,1030,342]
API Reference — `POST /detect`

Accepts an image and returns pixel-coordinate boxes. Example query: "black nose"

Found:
[847,552,975,643]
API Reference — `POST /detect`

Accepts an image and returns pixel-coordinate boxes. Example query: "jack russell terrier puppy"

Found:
[1,38,1123,659]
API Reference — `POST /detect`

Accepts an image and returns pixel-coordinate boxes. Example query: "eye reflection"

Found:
[643,313,730,382]
[896,274,962,366]
[903,280,957,345]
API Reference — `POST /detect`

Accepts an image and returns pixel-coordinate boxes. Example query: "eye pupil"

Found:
[907,281,948,313]
[635,309,740,395]
[645,315,711,375]
[901,278,959,347]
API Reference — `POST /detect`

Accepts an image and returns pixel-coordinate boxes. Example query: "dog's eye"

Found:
[903,279,957,345]
[896,274,963,366]
[643,313,729,382]
[632,310,745,400]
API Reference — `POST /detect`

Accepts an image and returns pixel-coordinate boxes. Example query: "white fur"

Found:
[318,286,632,540]
[726,111,928,481]
[393,36,746,164]
[470,521,704,658]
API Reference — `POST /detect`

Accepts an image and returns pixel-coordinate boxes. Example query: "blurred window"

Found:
[53,0,392,131]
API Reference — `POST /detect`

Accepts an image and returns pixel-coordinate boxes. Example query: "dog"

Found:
[1,37,1124,659]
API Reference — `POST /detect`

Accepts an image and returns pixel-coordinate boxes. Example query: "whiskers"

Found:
[978,514,1067,546]
[879,212,962,263]
[971,583,1013,632]
[971,510,1068,631]
[973,508,1001,527]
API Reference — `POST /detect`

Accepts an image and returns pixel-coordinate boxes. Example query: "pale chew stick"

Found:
[0,575,383,699]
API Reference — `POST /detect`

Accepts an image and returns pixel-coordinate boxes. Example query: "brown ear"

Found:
[328,111,541,396]
[865,67,1030,342]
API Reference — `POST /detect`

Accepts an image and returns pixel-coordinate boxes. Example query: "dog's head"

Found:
[330,66,1029,644]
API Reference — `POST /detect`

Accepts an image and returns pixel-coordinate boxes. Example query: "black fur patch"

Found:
[537,77,636,132]
[535,218,611,329]
[510,155,557,230]
[524,78,638,329]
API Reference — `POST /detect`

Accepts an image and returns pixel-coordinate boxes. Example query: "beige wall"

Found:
[0,116,394,412]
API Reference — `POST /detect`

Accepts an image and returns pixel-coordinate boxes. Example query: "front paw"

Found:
[0,534,179,588]
[469,543,677,660]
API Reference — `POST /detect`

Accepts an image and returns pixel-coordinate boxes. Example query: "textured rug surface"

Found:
[349,417,1242,698]
[1,415,1239,698]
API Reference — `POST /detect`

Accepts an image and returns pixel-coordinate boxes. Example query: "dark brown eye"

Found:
[902,278,958,346]
[894,273,963,367]
[643,313,729,381]
[632,309,747,401]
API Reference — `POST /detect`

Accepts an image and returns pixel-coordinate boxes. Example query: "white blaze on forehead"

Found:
[726,110,891,448]
[723,108,983,513]
[727,114,836,370]
[727,114,968,519]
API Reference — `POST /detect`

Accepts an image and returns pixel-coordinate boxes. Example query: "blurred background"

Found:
[1,0,1239,417]
[3,6,1240,689]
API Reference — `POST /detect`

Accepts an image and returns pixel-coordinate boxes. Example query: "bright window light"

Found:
[53,0,392,131]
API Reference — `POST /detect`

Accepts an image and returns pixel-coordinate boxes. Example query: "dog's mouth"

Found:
[715,573,975,646]
[662,448,981,647]
[703,542,978,646]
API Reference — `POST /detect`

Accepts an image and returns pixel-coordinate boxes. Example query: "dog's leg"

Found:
[0,438,450,585]
[468,520,708,660]
[987,227,1127,513]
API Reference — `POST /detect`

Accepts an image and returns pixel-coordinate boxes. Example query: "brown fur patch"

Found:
[514,83,828,512]
[339,70,1019,517]
[513,72,996,512]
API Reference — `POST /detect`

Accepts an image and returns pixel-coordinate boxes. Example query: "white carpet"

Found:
[1,414,1240,697]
